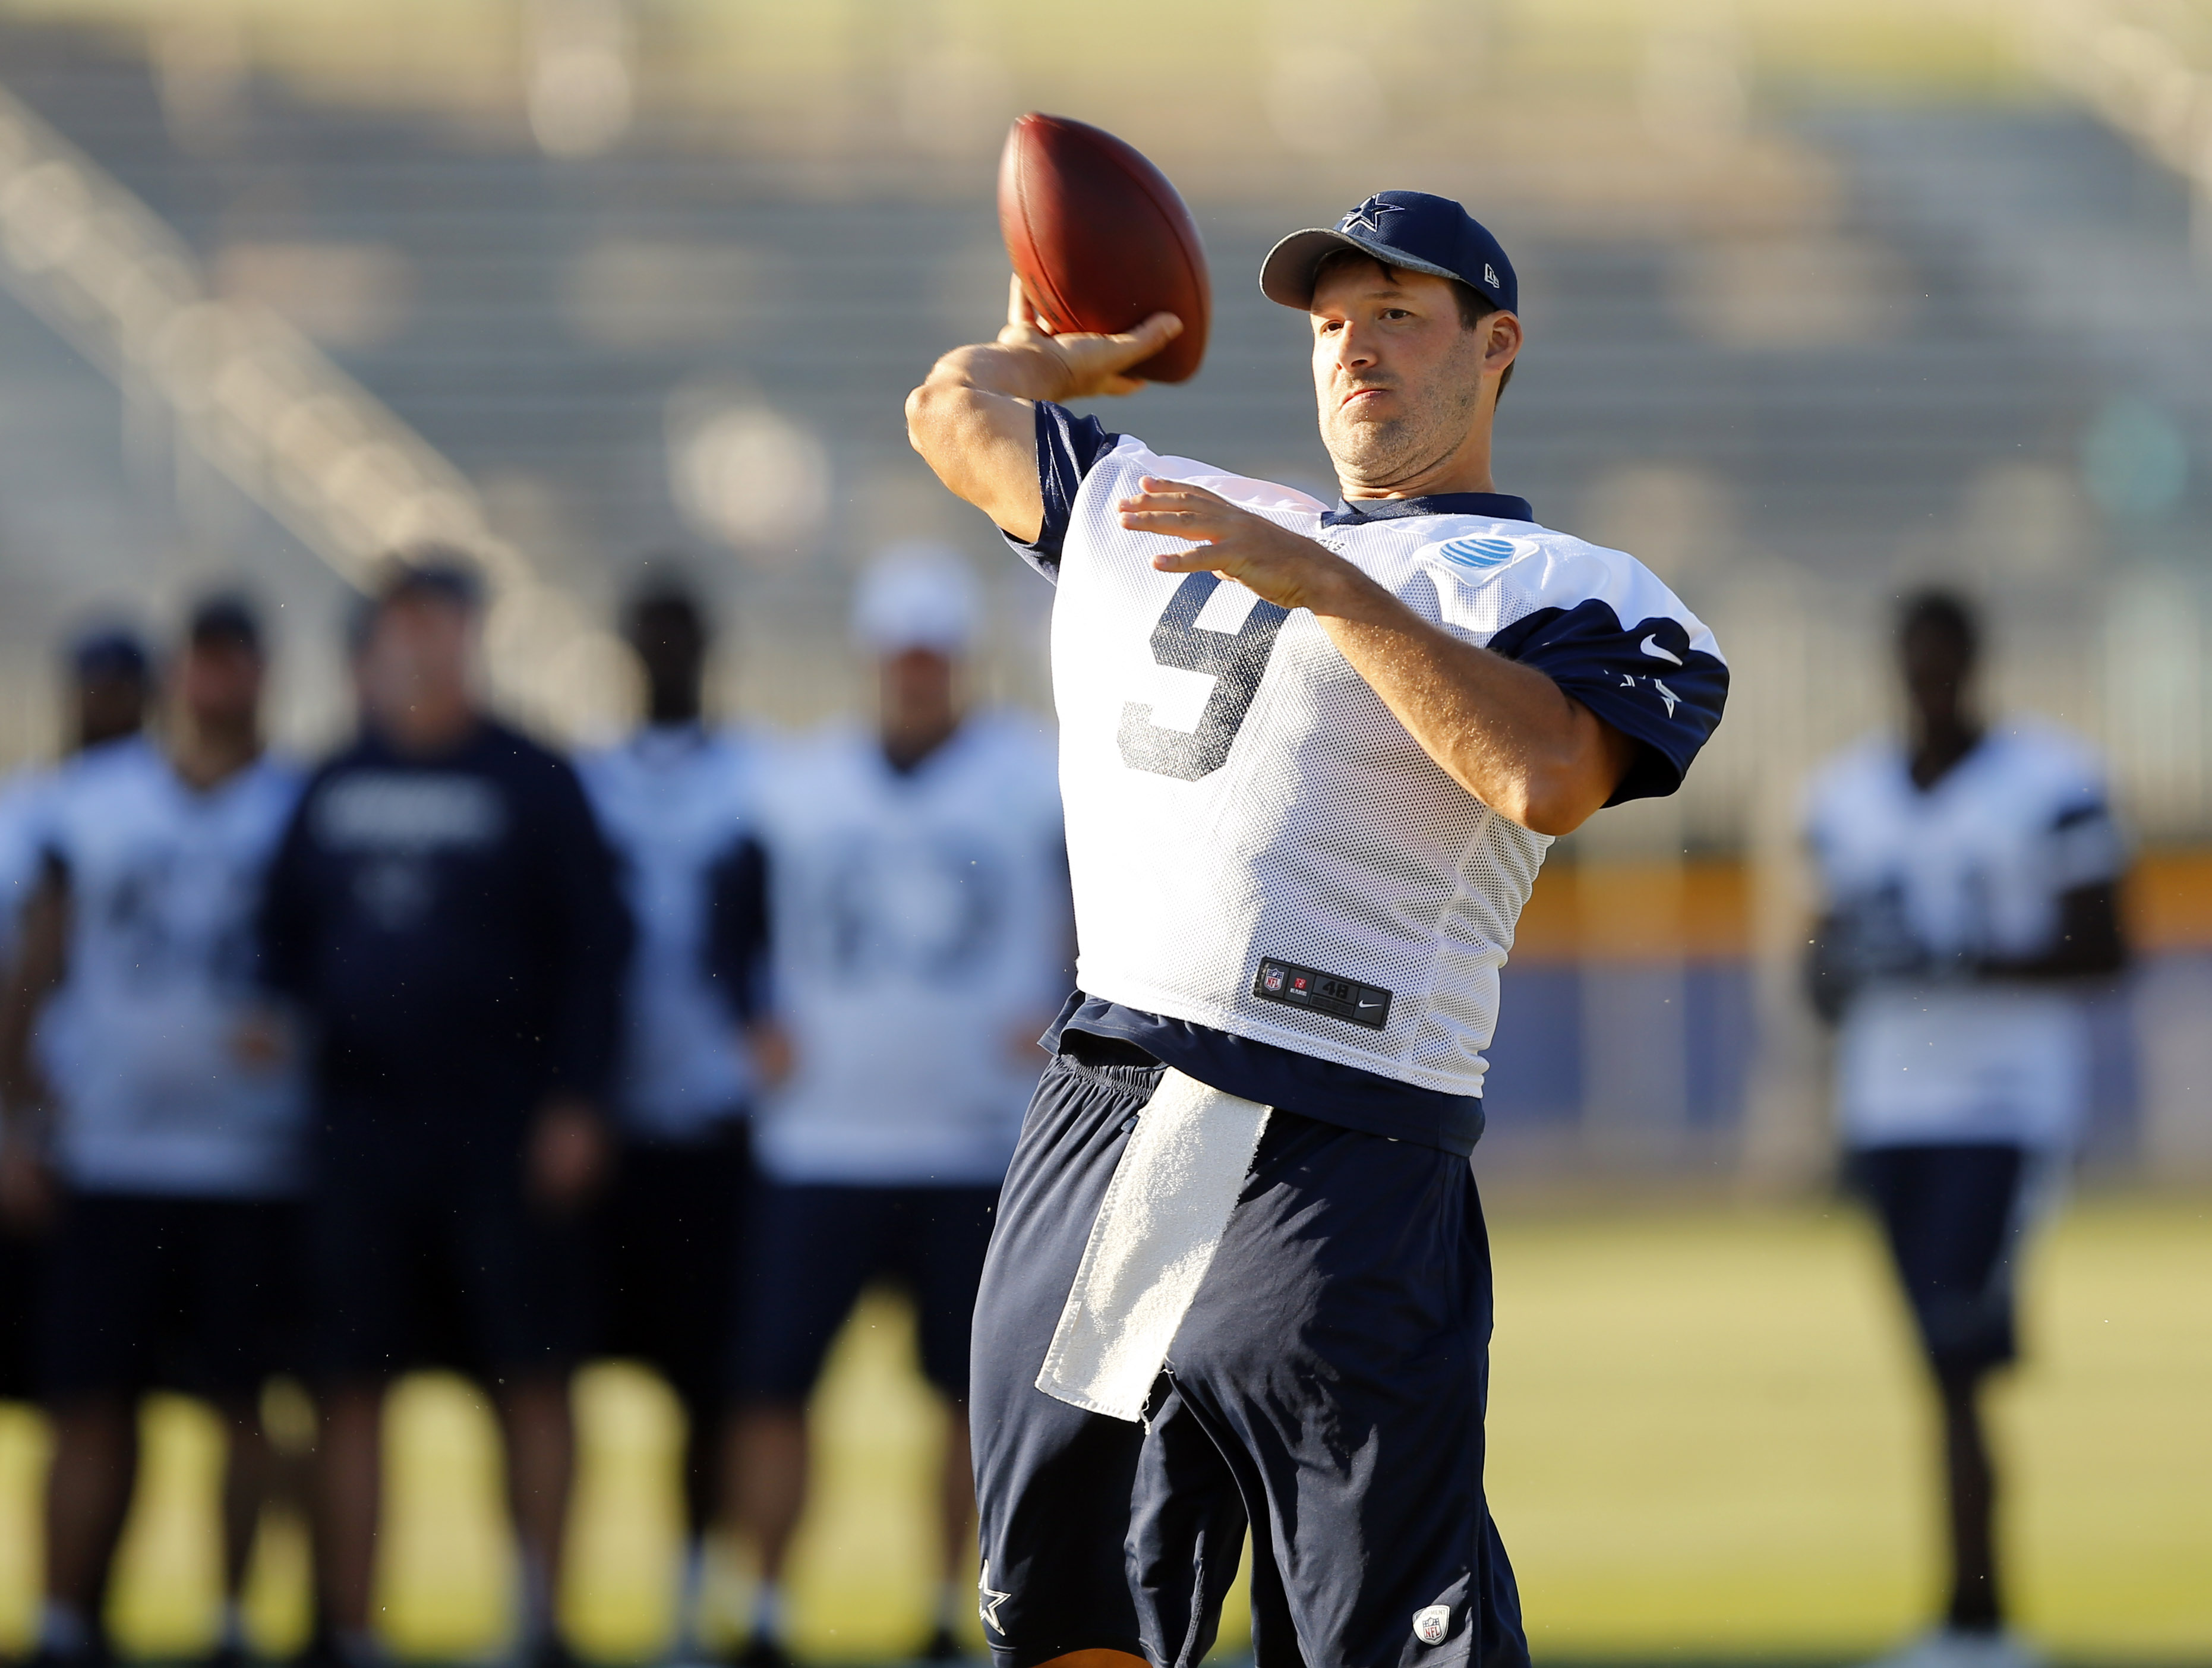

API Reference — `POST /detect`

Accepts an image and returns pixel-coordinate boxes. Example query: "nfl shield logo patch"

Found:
[1263,966,1285,993]
[1412,1605,1451,1646]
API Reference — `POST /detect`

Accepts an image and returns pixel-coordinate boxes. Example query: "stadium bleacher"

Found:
[2,9,2209,1173]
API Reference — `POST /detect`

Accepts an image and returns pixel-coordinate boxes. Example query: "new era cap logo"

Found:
[1484,264,1500,288]
[1413,1605,1451,1645]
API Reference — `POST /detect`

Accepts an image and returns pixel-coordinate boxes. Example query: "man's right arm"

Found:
[0,863,68,1228]
[904,277,1182,541]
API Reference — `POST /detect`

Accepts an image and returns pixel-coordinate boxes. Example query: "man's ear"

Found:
[1483,310,1523,379]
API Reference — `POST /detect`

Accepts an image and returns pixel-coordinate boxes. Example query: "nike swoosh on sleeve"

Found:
[1639,635,1684,665]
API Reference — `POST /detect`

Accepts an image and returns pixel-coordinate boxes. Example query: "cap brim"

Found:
[1258,228,1465,309]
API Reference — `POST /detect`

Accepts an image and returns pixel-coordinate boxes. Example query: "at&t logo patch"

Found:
[1434,535,1519,572]
[1413,1604,1452,1645]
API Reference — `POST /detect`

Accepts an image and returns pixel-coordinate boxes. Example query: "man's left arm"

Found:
[1118,478,1705,836]
[531,765,634,1210]
[1982,797,2129,982]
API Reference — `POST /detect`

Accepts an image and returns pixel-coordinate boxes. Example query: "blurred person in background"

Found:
[1804,589,2128,1668]
[577,577,765,1660]
[720,546,1070,1668]
[0,599,304,1668]
[0,627,154,1417]
[256,559,631,1668]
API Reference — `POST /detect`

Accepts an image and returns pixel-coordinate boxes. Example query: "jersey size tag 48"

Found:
[1252,957,1392,1029]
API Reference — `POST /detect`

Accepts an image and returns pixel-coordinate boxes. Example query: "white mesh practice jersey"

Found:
[35,738,308,1196]
[1036,422,1727,1101]
[1804,723,2125,1150]
[580,725,759,1140]
[0,766,53,967]
[749,713,1070,1185]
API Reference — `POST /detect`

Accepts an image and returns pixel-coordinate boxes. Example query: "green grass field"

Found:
[0,1194,2205,1664]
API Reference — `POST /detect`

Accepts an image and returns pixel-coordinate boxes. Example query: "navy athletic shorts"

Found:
[971,1034,1527,1668]
[731,1179,999,1402]
[1852,1141,2040,1380]
[37,1191,301,1403]
[597,1120,752,1420]
[308,1109,591,1383]
[0,1222,39,1401]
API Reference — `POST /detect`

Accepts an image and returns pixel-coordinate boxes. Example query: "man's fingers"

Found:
[1116,509,1213,535]
[1150,547,1229,574]
[1008,275,1040,330]
[1137,474,1221,502]
[1055,313,1183,385]
[1116,312,1183,351]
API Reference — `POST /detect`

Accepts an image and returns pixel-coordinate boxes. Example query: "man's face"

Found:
[629,602,706,699]
[1309,260,1514,490]
[881,645,957,733]
[176,635,263,731]
[357,594,474,731]
[1901,622,1974,733]
[75,671,147,749]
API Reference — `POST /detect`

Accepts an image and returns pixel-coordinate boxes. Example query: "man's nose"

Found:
[1331,323,1378,373]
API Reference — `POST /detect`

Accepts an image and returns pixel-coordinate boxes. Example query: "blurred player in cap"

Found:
[721,545,1069,1668]
[0,597,305,1668]
[0,625,155,1417]
[907,190,1728,1668]
[1804,591,2127,1668]
[577,576,765,1658]
[257,556,630,1668]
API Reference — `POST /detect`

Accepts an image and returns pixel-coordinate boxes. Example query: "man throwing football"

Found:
[907,191,1728,1668]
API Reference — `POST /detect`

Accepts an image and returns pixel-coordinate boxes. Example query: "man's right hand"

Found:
[904,280,1182,543]
[746,1021,796,1092]
[988,278,1184,401]
[0,1134,57,1234]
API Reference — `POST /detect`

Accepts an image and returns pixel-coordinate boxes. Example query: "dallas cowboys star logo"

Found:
[1339,195,1403,237]
[978,1562,1012,1633]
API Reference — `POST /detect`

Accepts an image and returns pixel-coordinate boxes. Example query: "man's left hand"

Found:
[1115,478,1364,614]
[526,1096,610,1215]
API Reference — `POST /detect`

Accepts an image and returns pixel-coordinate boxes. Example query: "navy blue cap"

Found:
[349,550,486,652]
[1260,191,1517,315]
[68,625,150,684]
[188,591,264,654]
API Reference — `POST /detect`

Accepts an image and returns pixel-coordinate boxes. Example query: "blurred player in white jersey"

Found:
[1804,591,2126,1668]
[578,579,764,1657]
[0,598,305,1668]
[0,629,155,1415]
[721,547,1070,1668]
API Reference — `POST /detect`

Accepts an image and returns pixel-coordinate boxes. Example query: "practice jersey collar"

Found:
[1323,490,1533,527]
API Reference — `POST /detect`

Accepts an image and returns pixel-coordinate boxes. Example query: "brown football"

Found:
[998,112,1210,385]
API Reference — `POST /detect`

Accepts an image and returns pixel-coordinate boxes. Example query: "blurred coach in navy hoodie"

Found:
[258,559,630,1668]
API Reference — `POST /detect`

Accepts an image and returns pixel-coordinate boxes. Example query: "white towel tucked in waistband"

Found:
[1036,1068,1271,1423]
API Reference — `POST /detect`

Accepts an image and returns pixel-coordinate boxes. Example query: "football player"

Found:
[1805,591,2126,1668]
[905,191,1728,1667]
[0,599,304,1668]
[721,547,1069,1668]
[0,627,154,1417]
[257,560,630,1668]
[578,579,762,1657]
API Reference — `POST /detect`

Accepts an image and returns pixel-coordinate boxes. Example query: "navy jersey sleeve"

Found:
[539,761,634,1103]
[1487,603,1729,805]
[705,834,771,1022]
[2047,794,2126,890]
[999,401,1122,580]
